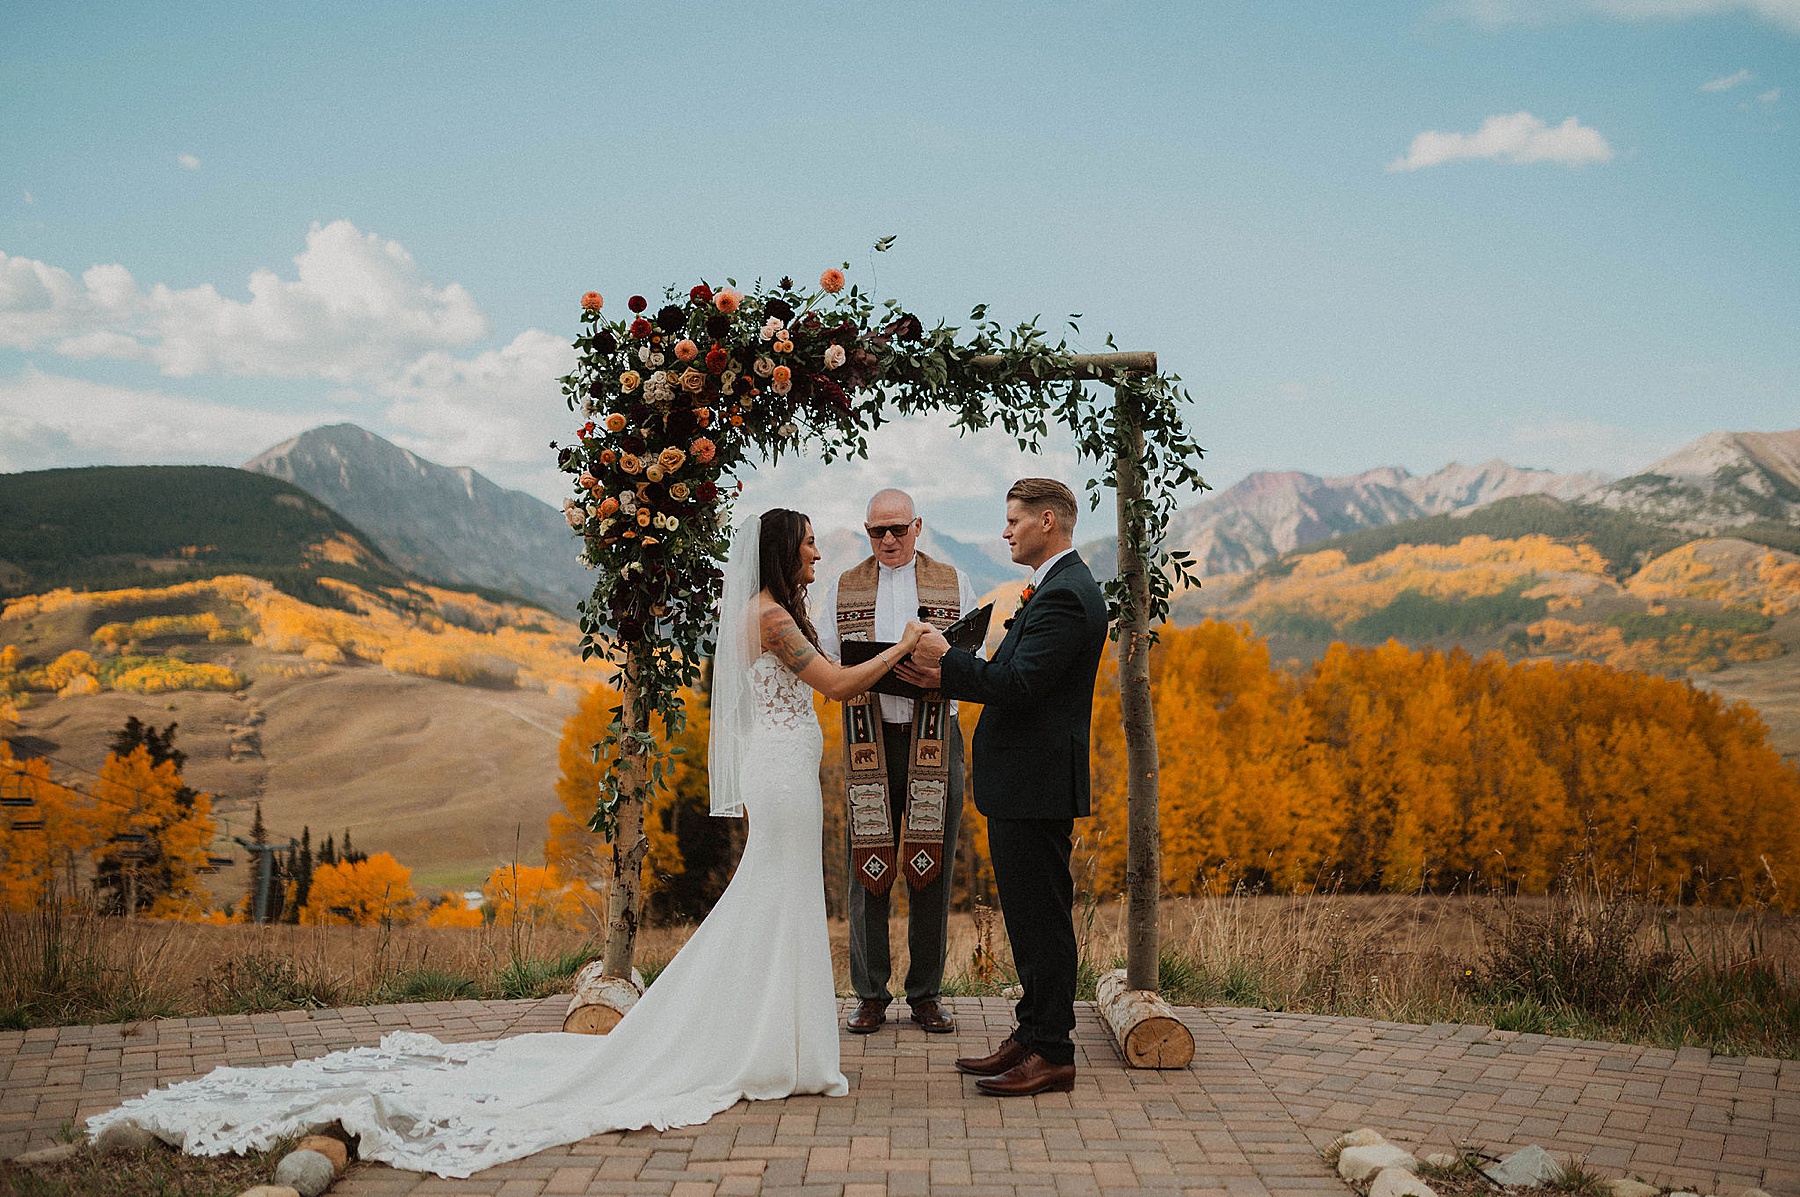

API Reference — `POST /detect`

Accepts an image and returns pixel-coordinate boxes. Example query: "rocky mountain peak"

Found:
[243,425,589,612]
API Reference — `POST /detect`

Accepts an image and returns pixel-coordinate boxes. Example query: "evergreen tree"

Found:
[341,829,366,865]
[245,803,268,917]
[319,834,336,869]
[288,826,314,923]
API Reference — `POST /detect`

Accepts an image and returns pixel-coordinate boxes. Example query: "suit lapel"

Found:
[996,552,1085,660]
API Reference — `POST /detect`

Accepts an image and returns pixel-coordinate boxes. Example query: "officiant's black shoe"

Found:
[974,1051,1076,1096]
[954,1036,1030,1076]
[909,998,955,1034]
[847,999,888,1034]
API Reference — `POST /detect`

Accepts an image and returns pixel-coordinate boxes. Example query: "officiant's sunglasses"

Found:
[864,521,919,541]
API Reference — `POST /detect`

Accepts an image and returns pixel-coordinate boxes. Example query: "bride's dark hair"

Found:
[759,508,819,649]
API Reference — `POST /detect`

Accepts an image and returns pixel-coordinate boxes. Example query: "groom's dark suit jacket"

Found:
[937,551,1109,820]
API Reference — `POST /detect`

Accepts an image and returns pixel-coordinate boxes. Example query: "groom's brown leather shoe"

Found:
[846,999,888,1034]
[973,1051,1076,1096]
[954,1036,1030,1076]
[908,999,954,1034]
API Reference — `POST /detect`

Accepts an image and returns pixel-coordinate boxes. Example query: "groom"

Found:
[906,478,1108,1096]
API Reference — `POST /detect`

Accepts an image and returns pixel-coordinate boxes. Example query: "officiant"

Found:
[816,488,980,1036]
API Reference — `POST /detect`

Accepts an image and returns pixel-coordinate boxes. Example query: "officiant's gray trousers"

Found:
[847,717,964,1005]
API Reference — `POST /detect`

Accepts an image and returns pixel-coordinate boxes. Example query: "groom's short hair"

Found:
[1008,478,1078,533]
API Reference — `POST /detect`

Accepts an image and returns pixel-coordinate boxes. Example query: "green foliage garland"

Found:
[557,254,1206,838]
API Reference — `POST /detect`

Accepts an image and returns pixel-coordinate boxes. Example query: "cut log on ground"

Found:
[1096,968,1195,1069]
[563,963,646,1034]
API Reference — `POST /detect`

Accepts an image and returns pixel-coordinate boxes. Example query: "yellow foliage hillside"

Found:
[2,574,609,702]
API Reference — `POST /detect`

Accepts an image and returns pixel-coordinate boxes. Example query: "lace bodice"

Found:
[749,652,816,733]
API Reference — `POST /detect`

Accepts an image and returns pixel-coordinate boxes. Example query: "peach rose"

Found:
[680,368,706,394]
[619,453,643,475]
[772,377,793,396]
[761,317,784,342]
[604,412,627,432]
[658,446,687,473]
[619,371,641,392]
[823,343,846,370]
[753,356,775,377]
[772,365,792,385]
[714,288,742,314]
[690,437,717,463]
[819,268,845,294]
[581,291,603,311]
[674,339,699,362]
[578,471,597,489]
[670,482,691,501]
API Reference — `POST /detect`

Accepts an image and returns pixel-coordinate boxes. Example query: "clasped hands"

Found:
[892,620,950,689]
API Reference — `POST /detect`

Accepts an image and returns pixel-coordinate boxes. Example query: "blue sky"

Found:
[3,0,1795,541]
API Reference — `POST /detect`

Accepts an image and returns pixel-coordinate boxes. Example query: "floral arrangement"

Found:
[557,251,1206,837]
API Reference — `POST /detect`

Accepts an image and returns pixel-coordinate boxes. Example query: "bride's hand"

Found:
[898,620,931,648]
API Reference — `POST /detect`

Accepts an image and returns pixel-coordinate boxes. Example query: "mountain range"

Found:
[243,425,592,612]
[245,422,1800,606]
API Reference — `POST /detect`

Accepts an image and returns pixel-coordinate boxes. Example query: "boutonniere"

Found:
[1004,584,1037,630]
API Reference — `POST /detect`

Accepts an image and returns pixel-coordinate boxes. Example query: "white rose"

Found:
[761,317,784,342]
[778,422,798,438]
[638,347,652,363]
[823,343,846,370]
[649,351,665,367]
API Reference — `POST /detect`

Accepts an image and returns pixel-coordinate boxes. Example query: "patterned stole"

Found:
[839,552,961,894]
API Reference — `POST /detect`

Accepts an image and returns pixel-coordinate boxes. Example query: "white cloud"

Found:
[1388,112,1615,171]
[177,153,200,171]
[0,220,488,382]
[1761,86,1783,102]
[0,367,331,471]
[21,190,33,206]
[740,413,1089,542]
[1702,68,1755,90]
[377,328,575,477]
[1442,0,1800,32]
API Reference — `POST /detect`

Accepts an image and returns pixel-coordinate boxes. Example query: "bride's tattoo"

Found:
[761,605,819,672]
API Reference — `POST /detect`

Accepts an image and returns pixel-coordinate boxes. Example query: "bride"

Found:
[86,508,930,1179]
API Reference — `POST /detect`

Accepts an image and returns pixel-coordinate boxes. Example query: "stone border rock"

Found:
[1325,1126,1776,1197]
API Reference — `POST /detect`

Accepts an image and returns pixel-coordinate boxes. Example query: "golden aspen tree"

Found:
[301,852,417,925]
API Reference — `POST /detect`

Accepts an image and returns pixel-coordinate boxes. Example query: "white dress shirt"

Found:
[816,555,981,724]
[1029,547,1077,589]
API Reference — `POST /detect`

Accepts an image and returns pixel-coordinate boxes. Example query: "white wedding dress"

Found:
[87,652,847,1178]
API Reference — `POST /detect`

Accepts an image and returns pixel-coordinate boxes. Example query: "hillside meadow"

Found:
[5,525,1800,920]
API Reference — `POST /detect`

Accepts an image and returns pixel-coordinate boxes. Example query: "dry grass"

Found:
[6,887,1797,1057]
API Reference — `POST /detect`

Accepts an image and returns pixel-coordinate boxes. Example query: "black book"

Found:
[840,603,993,700]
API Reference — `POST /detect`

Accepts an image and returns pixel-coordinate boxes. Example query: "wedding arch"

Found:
[554,250,1205,1060]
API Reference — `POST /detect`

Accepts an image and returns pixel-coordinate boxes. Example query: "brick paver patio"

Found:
[1,998,1793,1196]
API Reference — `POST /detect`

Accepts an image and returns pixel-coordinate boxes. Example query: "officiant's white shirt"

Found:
[816,556,980,724]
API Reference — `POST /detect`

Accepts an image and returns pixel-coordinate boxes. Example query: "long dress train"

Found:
[86,652,846,1178]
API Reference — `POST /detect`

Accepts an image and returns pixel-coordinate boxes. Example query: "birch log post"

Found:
[599,652,651,983]
[563,963,646,1034]
[1096,969,1193,1068]
[1113,384,1163,994]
